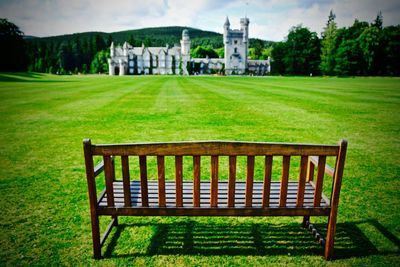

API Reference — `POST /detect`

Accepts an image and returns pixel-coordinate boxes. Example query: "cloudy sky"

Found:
[0,0,399,41]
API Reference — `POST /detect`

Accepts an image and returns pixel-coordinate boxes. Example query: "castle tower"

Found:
[224,16,230,44]
[240,17,249,68]
[223,17,249,75]
[180,29,191,75]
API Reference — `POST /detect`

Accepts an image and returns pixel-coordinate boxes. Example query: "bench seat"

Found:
[97,180,331,216]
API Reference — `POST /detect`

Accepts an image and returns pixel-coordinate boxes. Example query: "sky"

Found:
[0,0,399,41]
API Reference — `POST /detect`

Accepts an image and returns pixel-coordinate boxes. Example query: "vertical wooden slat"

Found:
[121,156,131,207]
[139,156,148,207]
[325,139,348,259]
[210,155,218,208]
[175,156,183,207]
[262,156,273,207]
[296,155,308,207]
[193,156,201,207]
[228,156,237,207]
[313,156,327,206]
[157,156,166,207]
[83,139,101,259]
[307,159,315,182]
[104,155,115,207]
[245,156,255,207]
[279,156,290,207]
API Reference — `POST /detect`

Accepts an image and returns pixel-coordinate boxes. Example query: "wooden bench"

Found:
[83,139,347,260]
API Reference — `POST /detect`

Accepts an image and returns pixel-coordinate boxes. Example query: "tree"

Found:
[0,18,27,71]
[128,35,135,46]
[283,25,320,75]
[306,32,321,75]
[334,39,360,75]
[271,42,286,75]
[106,34,113,46]
[91,35,106,56]
[191,46,218,58]
[373,11,383,30]
[57,41,76,73]
[260,47,273,60]
[320,10,337,75]
[72,37,83,72]
[381,25,400,75]
[253,39,264,59]
[215,47,224,58]
[90,50,110,73]
[359,26,382,75]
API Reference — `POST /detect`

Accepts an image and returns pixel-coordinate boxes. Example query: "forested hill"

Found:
[26,26,272,49]
[26,26,220,51]
[22,25,272,74]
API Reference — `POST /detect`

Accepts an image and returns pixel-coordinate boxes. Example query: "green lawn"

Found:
[0,73,399,266]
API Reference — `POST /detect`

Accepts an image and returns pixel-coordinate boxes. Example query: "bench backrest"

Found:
[84,140,347,210]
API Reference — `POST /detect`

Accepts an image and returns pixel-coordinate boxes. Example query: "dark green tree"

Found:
[334,39,360,75]
[191,46,218,58]
[381,25,400,75]
[373,11,383,30]
[271,42,286,75]
[283,25,320,75]
[90,50,110,73]
[359,26,382,75]
[0,18,27,71]
[128,35,135,46]
[106,34,113,46]
[320,10,337,75]
[253,39,264,59]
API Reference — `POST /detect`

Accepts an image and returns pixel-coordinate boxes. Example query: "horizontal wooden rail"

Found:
[91,141,340,156]
[97,207,331,217]
[310,156,335,177]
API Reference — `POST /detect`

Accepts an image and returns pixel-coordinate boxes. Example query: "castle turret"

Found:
[240,17,250,69]
[123,42,128,57]
[240,17,249,43]
[180,29,191,75]
[180,29,191,56]
[224,16,230,44]
[110,42,115,57]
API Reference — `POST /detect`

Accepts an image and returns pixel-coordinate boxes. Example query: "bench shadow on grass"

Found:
[103,219,400,260]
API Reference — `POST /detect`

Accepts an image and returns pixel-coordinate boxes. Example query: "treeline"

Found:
[272,11,400,76]
[1,13,399,76]
[27,35,112,74]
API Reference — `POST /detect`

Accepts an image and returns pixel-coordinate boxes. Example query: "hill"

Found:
[27,26,273,49]
[24,26,274,74]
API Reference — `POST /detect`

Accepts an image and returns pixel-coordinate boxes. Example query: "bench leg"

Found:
[302,216,310,228]
[91,215,102,259]
[325,214,337,260]
[112,215,118,226]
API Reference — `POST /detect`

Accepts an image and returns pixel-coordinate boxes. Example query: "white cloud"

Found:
[0,0,399,40]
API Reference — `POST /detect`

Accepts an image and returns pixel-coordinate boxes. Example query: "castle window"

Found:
[234,47,238,53]
[234,40,238,44]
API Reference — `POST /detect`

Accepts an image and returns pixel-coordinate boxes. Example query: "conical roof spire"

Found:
[224,16,230,26]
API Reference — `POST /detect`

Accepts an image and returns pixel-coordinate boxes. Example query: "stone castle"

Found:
[108,17,270,76]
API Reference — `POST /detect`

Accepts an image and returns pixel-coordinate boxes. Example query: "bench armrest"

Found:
[310,156,335,177]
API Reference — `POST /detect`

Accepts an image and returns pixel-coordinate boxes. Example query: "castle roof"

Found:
[224,16,230,26]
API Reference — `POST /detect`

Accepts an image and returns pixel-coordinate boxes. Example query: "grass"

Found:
[0,73,399,266]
